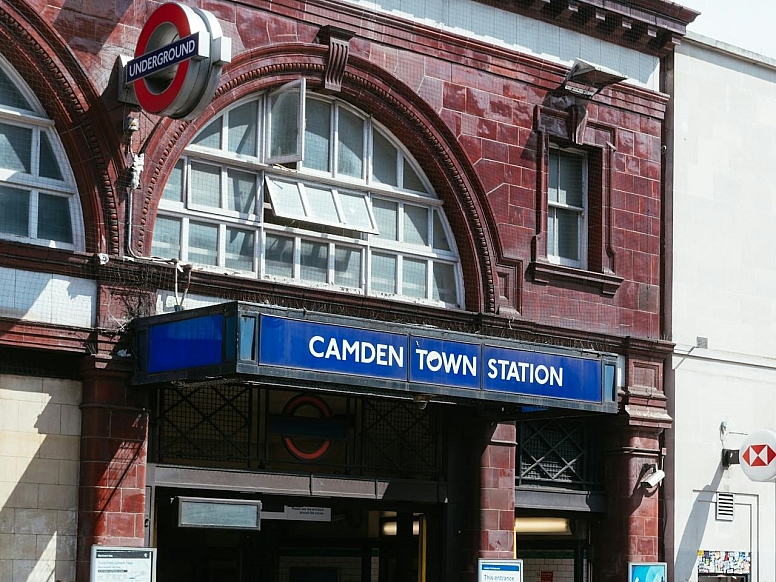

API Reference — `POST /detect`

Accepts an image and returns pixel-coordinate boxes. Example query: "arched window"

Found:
[152,85,463,308]
[0,56,83,250]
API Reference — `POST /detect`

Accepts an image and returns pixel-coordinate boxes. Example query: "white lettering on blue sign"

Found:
[126,34,200,83]
[486,359,563,386]
[309,335,404,367]
[414,348,477,376]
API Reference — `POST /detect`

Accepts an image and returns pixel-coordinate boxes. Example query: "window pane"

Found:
[335,246,361,288]
[227,169,256,215]
[0,185,29,236]
[188,222,218,266]
[228,102,257,156]
[371,253,396,294]
[558,151,584,207]
[337,108,364,178]
[265,178,305,220]
[163,160,184,202]
[265,234,294,277]
[338,191,374,232]
[304,185,340,225]
[193,116,222,149]
[151,216,181,259]
[39,133,63,181]
[556,207,580,262]
[304,99,330,172]
[403,205,429,246]
[37,194,72,243]
[432,262,457,304]
[432,211,451,251]
[300,240,328,283]
[547,207,557,257]
[403,159,427,193]
[548,150,560,204]
[0,123,31,173]
[402,257,427,299]
[0,67,32,110]
[268,88,300,161]
[372,199,397,241]
[372,130,397,186]
[225,227,254,271]
[190,162,221,208]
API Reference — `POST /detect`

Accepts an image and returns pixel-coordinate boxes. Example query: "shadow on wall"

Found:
[0,374,81,582]
[674,465,725,582]
[53,0,134,54]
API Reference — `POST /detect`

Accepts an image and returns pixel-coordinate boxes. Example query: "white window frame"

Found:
[265,78,306,165]
[547,146,588,269]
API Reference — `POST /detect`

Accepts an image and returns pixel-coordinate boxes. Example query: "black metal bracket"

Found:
[721,448,740,468]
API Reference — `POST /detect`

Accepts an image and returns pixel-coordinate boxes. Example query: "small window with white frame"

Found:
[151,87,463,308]
[0,56,83,250]
[547,146,587,269]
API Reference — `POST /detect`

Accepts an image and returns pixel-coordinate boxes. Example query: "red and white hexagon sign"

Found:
[126,2,231,119]
[739,429,776,482]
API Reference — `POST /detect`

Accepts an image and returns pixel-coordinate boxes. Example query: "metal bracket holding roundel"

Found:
[120,2,231,120]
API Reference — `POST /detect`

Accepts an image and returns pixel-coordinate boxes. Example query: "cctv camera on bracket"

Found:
[640,468,665,489]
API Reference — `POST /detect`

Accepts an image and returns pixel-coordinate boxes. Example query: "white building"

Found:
[665,31,776,582]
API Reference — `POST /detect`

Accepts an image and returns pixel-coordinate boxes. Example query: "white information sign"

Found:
[90,546,156,582]
[478,559,523,582]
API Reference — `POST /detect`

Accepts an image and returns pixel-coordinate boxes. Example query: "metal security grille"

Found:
[517,418,603,489]
[156,382,252,464]
[360,400,439,479]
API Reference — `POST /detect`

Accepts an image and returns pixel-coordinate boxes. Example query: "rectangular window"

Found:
[151,216,181,259]
[225,227,254,271]
[188,222,218,266]
[37,193,73,243]
[264,234,294,278]
[0,184,29,236]
[371,252,397,294]
[190,162,221,209]
[547,148,587,268]
[334,246,361,288]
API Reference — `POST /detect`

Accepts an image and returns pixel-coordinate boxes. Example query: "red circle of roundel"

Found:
[133,3,193,115]
[281,395,333,462]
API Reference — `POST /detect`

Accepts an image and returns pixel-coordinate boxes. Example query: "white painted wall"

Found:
[0,374,81,582]
[340,0,660,89]
[668,33,776,582]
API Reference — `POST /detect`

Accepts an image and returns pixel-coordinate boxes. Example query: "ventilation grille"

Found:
[716,492,735,521]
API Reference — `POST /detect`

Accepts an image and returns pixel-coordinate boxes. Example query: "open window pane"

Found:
[227,169,256,215]
[402,258,427,298]
[193,116,222,150]
[190,162,221,208]
[39,134,63,181]
[335,246,361,288]
[188,222,218,266]
[338,191,376,232]
[371,253,397,294]
[225,227,254,271]
[372,130,397,186]
[151,216,181,259]
[372,199,398,241]
[304,99,330,172]
[0,185,29,236]
[337,107,363,178]
[433,262,457,304]
[0,123,31,173]
[300,240,328,283]
[403,205,429,246]
[163,160,184,202]
[303,184,340,225]
[265,178,305,219]
[266,79,305,164]
[265,234,294,278]
[37,194,72,243]
[228,102,257,156]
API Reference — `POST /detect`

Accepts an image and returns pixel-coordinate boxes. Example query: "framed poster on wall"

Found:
[628,562,667,582]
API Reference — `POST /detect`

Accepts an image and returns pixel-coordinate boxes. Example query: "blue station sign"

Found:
[133,303,617,412]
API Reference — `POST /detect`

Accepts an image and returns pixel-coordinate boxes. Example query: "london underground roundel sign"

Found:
[739,429,776,482]
[126,2,231,119]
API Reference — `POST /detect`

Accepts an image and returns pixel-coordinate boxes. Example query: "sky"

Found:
[682,0,776,59]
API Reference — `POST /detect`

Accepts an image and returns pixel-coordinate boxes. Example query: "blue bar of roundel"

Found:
[482,345,601,402]
[409,336,481,389]
[147,314,224,373]
[259,315,408,381]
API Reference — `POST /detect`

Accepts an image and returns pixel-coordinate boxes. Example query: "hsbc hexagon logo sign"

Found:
[739,429,776,482]
[126,3,231,119]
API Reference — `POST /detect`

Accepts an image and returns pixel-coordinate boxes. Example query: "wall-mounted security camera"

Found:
[640,468,666,489]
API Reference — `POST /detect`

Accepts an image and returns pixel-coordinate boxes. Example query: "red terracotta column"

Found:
[77,355,148,582]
